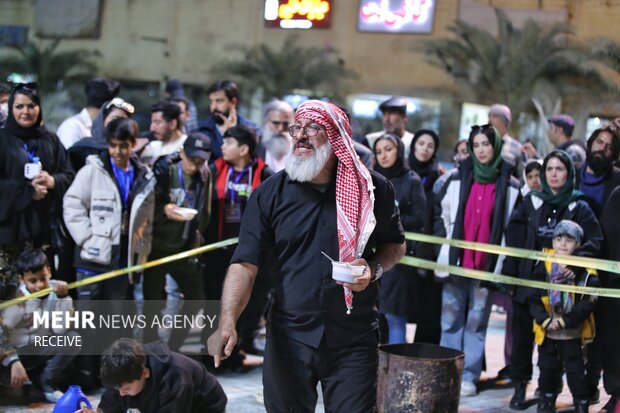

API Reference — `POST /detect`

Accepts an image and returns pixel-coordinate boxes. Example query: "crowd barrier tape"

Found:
[0,238,238,311]
[404,232,620,275]
[400,255,620,299]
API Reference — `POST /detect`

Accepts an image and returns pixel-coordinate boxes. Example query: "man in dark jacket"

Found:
[196,80,256,160]
[575,125,620,402]
[85,338,226,413]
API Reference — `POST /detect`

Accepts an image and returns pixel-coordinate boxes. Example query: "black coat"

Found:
[599,186,620,288]
[0,128,74,245]
[99,341,227,413]
[502,196,603,303]
[576,165,620,217]
[379,169,426,315]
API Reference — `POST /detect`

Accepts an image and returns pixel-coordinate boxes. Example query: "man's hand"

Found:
[31,181,48,200]
[337,258,371,292]
[208,319,238,368]
[33,171,55,189]
[521,142,538,160]
[53,280,69,297]
[164,204,186,222]
[10,361,28,388]
[218,107,238,134]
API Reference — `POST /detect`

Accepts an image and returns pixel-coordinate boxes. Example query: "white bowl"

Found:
[331,262,365,283]
[176,207,198,221]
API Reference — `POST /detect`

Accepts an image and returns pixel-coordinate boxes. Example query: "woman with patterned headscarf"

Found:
[502,150,603,410]
[211,100,405,412]
[434,124,520,397]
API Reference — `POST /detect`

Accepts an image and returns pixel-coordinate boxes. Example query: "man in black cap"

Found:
[142,132,213,350]
[57,77,121,149]
[366,96,414,157]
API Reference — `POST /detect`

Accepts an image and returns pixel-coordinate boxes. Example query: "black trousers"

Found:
[600,295,620,397]
[538,338,588,399]
[510,299,534,382]
[263,329,378,413]
[142,249,205,349]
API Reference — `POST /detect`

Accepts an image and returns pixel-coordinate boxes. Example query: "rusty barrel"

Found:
[377,343,465,413]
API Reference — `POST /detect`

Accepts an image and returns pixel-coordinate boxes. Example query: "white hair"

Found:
[285,140,333,182]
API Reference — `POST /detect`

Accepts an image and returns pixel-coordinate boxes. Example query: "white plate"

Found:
[176,207,198,221]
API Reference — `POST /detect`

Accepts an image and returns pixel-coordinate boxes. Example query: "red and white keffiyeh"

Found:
[295,100,376,314]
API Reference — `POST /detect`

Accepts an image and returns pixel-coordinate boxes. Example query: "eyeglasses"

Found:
[105,98,135,114]
[288,124,323,138]
[270,120,289,128]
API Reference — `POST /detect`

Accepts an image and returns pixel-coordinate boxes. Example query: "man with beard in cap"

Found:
[257,99,293,172]
[57,77,120,149]
[366,96,414,158]
[209,100,406,412]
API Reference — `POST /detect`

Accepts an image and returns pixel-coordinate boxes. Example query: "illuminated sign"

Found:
[264,0,333,29]
[357,0,435,34]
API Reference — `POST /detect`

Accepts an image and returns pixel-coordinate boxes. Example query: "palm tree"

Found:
[416,8,611,134]
[211,35,357,105]
[0,39,100,94]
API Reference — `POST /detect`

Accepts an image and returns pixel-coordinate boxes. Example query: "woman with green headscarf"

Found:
[501,149,603,410]
[434,124,521,396]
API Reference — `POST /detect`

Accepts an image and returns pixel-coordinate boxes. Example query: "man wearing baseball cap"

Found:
[142,131,213,349]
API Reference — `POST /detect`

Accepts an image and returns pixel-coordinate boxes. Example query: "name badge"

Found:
[24,163,42,179]
[224,203,242,223]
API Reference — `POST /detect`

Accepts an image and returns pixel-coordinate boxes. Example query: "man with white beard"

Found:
[257,99,293,172]
[209,100,406,412]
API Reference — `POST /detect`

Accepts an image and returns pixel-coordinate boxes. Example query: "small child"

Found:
[78,338,227,413]
[529,220,599,413]
[0,248,79,402]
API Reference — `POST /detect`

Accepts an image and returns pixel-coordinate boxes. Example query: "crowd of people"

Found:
[0,78,618,413]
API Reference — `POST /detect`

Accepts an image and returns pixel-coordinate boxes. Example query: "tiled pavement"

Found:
[0,311,610,412]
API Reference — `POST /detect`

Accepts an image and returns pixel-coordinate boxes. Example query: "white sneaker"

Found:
[460,380,477,397]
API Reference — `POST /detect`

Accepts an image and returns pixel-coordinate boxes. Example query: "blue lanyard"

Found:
[227,166,251,204]
[177,162,195,208]
[23,144,36,162]
[110,158,134,208]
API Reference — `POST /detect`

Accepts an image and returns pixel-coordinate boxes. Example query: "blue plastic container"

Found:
[53,385,92,413]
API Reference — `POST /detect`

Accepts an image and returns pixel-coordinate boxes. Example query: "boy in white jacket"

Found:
[0,249,79,402]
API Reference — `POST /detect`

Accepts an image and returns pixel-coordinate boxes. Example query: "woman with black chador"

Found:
[407,129,443,344]
[0,83,74,279]
[374,133,426,343]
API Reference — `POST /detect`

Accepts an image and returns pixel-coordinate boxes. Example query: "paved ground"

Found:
[0,311,610,412]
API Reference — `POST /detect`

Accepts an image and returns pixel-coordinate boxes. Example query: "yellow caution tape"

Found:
[400,255,620,298]
[405,232,620,274]
[0,238,238,311]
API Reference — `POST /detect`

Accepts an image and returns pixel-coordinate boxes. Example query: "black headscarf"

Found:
[373,133,409,179]
[5,83,45,140]
[408,129,440,190]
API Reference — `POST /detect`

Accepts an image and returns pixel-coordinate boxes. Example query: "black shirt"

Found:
[231,169,404,348]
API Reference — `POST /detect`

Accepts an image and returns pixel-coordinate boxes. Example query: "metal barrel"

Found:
[377,343,465,413]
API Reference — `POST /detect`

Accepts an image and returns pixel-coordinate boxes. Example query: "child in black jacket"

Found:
[529,220,599,413]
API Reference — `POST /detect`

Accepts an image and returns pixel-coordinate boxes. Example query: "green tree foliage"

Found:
[0,39,100,94]
[416,8,610,127]
[211,35,357,104]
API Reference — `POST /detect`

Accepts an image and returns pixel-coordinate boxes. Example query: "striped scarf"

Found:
[295,100,376,313]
